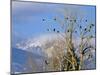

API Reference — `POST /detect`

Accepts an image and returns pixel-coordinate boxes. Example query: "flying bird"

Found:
[47,29,49,31]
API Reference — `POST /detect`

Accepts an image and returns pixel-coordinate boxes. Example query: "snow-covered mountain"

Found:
[12,33,65,74]
[11,33,96,74]
[15,33,65,52]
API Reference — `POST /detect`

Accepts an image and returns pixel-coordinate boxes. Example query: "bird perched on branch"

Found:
[45,60,49,65]
[42,19,46,21]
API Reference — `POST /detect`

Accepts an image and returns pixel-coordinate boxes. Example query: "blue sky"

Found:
[12,1,96,45]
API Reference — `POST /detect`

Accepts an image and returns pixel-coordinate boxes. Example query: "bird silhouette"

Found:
[80,26,82,29]
[57,31,59,33]
[75,31,77,33]
[53,28,55,32]
[84,28,87,31]
[74,19,76,22]
[91,24,94,26]
[54,18,56,21]
[67,30,69,32]
[42,19,45,21]
[45,60,49,65]
[70,20,72,22]
[65,17,68,20]
[90,26,92,28]
[90,35,93,38]
[88,30,90,32]
[88,54,93,59]
[85,20,87,22]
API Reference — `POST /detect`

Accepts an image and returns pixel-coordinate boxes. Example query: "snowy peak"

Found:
[16,33,64,50]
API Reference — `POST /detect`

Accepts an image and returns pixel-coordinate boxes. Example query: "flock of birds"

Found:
[42,17,95,35]
[42,18,60,33]
[41,17,95,67]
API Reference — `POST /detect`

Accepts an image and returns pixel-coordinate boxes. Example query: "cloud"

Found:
[12,1,95,18]
[12,1,61,17]
[12,1,64,27]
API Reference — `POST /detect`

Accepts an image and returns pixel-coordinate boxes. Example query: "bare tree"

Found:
[24,7,95,72]
[44,7,95,71]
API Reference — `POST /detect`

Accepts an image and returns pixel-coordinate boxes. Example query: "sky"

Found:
[12,1,96,46]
